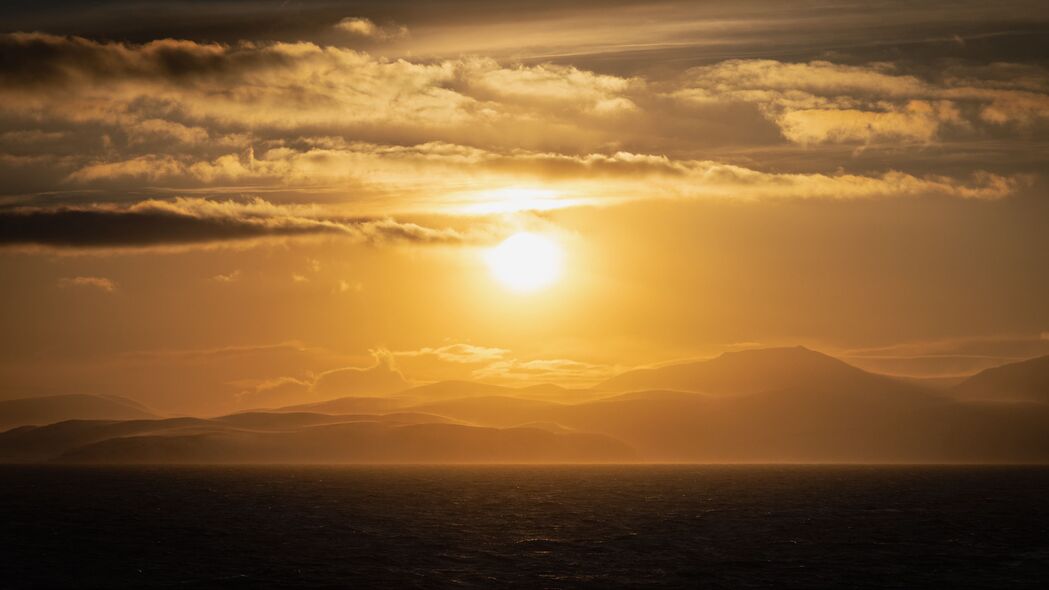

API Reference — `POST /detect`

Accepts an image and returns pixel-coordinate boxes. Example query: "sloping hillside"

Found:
[952,355,1049,403]
[0,394,156,431]
[598,347,892,395]
[0,412,635,464]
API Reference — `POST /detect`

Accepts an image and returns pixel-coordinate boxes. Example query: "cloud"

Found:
[229,346,532,408]
[674,59,1049,144]
[57,276,117,292]
[472,358,620,384]
[117,341,319,361]
[333,17,408,40]
[391,342,620,385]
[457,59,640,114]
[311,349,410,396]
[775,101,960,144]
[395,343,510,364]
[0,33,658,208]
[0,33,1041,222]
[269,341,617,396]
[2,32,1046,158]
[127,119,209,145]
[841,334,1049,377]
[0,33,634,144]
[335,280,363,294]
[58,141,1021,211]
[233,376,313,409]
[212,270,241,283]
[0,340,363,415]
[68,155,189,183]
[0,197,465,252]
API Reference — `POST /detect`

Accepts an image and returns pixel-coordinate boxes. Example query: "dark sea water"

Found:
[1,466,1047,589]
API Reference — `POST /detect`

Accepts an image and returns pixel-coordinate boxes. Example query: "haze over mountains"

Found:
[600,347,904,395]
[2,347,1047,464]
[952,354,1049,403]
[0,394,156,432]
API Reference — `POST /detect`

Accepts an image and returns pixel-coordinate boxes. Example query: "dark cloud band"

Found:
[0,199,463,250]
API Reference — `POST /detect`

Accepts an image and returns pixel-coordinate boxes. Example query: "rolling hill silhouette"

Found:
[0,412,634,464]
[3,347,1048,463]
[258,382,586,416]
[261,396,403,415]
[406,396,565,428]
[394,348,1049,462]
[0,394,157,431]
[597,346,895,395]
[548,385,1049,462]
[394,380,579,403]
[952,354,1049,403]
[56,422,634,464]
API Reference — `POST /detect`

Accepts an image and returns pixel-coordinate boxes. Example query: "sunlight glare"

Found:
[484,232,563,292]
[460,187,573,215]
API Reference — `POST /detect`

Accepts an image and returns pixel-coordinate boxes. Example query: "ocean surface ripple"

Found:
[1,465,1047,588]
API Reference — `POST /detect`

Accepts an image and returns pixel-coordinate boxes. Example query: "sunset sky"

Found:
[2,0,1048,415]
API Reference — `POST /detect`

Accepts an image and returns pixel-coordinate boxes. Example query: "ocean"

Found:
[1,465,1046,588]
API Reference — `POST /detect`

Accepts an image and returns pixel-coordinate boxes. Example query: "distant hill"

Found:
[395,380,578,403]
[0,412,634,464]
[57,422,634,464]
[953,355,1049,403]
[5,348,1048,464]
[396,380,509,401]
[442,385,1047,463]
[893,375,969,390]
[407,396,564,427]
[0,394,156,432]
[0,417,208,462]
[267,396,404,415]
[553,386,1049,463]
[598,346,888,395]
[213,411,459,430]
[397,348,1049,462]
[258,382,583,416]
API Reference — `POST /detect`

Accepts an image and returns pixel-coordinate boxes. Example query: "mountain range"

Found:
[1,347,1047,464]
[0,394,156,432]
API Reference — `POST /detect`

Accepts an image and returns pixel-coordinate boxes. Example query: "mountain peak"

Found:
[714,345,831,362]
[599,346,870,395]
[953,354,1049,403]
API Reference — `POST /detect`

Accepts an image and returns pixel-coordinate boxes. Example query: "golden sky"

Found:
[1,0,1048,415]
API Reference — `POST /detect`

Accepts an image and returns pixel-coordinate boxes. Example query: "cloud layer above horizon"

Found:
[1,0,1048,413]
[2,22,1047,249]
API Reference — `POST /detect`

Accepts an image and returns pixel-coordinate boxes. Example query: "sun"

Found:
[484,232,563,292]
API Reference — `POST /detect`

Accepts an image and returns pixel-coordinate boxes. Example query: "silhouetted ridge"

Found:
[598,346,880,395]
[395,380,579,403]
[4,348,1049,463]
[54,422,634,464]
[0,412,634,464]
[397,380,509,400]
[953,355,1049,403]
[267,397,402,415]
[0,394,157,431]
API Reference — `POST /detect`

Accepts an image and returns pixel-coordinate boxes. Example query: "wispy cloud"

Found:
[0,33,1041,218]
[395,343,511,364]
[673,60,1049,145]
[840,334,1049,377]
[212,270,242,283]
[334,17,408,40]
[57,275,117,292]
[392,342,621,385]
[0,197,466,252]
